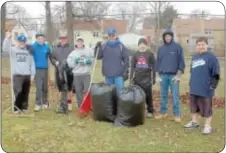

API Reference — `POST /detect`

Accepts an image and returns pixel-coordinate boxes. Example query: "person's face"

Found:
[164,34,172,43]
[76,39,84,48]
[108,34,116,42]
[36,36,45,44]
[139,43,147,52]
[59,37,68,45]
[196,41,208,53]
[17,41,26,48]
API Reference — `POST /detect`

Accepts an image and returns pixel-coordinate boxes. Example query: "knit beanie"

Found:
[138,38,147,45]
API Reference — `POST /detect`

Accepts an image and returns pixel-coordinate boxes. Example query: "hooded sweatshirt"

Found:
[2,38,35,76]
[32,41,51,69]
[67,47,94,76]
[156,29,185,75]
[96,37,129,77]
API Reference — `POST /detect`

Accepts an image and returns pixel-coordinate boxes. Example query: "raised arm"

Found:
[2,32,12,53]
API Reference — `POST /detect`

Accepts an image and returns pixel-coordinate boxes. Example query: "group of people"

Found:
[2,27,220,135]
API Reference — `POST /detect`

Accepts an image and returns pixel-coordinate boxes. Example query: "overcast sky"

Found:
[11,1,226,17]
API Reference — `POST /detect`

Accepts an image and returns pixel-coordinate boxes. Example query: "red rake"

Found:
[78,49,99,117]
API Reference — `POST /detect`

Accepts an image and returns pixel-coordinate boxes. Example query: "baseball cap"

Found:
[107,28,116,35]
[17,34,27,42]
[76,36,84,41]
[35,32,45,38]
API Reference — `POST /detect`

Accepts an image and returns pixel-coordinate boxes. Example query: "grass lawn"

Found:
[1,57,225,152]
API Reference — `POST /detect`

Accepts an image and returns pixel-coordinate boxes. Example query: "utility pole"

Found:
[1,3,6,50]
[45,1,53,46]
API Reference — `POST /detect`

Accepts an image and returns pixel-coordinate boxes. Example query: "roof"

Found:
[172,18,225,35]
[5,19,17,31]
[72,19,128,34]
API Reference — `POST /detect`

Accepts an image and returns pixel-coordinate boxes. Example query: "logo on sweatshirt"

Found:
[192,58,206,69]
[16,52,28,63]
[136,56,149,68]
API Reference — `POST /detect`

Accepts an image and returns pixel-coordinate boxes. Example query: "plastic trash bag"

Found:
[115,85,146,127]
[91,82,117,122]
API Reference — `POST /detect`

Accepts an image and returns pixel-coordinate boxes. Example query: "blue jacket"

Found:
[32,42,51,69]
[156,29,185,74]
[189,51,220,98]
[97,38,129,77]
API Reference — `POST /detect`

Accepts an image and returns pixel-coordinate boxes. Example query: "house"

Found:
[172,18,225,56]
[60,19,128,47]
[118,33,143,49]
[5,19,36,45]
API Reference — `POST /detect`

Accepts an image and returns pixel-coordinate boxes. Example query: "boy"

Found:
[184,37,220,135]
[32,33,56,111]
[67,37,94,107]
[2,32,35,113]
[130,38,156,118]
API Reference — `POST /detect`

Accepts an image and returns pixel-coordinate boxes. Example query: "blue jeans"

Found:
[105,76,124,93]
[160,74,180,116]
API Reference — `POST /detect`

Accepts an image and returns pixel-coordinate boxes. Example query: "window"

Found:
[93,32,99,37]
[204,29,212,35]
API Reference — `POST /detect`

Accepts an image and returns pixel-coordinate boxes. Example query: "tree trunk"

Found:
[1,3,6,50]
[45,1,53,46]
[66,2,74,46]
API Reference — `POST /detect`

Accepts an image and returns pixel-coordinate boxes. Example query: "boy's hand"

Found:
[172,75,180,83]
[5,31,12,39]
[83,58,92,65]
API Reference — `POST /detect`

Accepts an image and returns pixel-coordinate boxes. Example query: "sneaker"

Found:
[22,109,28,113]
[174,117,181,123]
[202,125,212,135]
[42,104,49,109]
[13,110,20,114]
[184,121,199,128]
[155,114,168,120]
[34,105,41,112]
[146,112,154,118]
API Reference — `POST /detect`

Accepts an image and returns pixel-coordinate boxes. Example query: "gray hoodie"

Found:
[67,47,94,76]
[2,38,35,76]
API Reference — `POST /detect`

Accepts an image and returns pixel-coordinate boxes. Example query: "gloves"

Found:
[83,58,92,65]
[129,79,135,85]
[74,57,80,64]
[172,70,182,83]
[55,61,59,67]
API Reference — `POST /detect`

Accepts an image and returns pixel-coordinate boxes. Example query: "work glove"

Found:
[83,58,92,65]
[74,57,80,64]
[172,70,182,83]
[55,61,59,67]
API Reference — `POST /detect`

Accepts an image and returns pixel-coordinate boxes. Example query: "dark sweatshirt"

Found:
[52,43,73,64]
[156,29,185,75]
[130,50,156,85]
[96,38,129,77]
[189,51,220,98]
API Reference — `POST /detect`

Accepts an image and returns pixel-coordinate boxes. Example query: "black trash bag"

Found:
[115,85,146,127]
[91,82,117,122]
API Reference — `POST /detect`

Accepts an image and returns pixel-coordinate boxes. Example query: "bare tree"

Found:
[148,2,169,52]
[1,3,6,49]
[116,2,148,32]
[72,2,111,21]
[66,1,74,45]
[45,1,53,45]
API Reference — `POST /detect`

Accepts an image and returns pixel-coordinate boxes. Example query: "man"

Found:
[130,38,156,118]
[184,37,220,135]
[32,32,56,111]
[2,32,35,113]
[95,28,129,92]
[67,37,94,108]
[155,28,185,122]
[51,34,74,113]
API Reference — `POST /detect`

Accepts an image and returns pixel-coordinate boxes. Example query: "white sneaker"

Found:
[202,125,212,135]
[42,104,49,109]
[34,105,41,112]
[22,109,28,113]
[13,110,20,114]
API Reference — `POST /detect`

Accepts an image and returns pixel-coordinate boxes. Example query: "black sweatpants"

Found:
[13,75,31,111]
[134,81,154,114]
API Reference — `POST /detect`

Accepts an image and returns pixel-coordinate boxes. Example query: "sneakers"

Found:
[155,114,168,119]
[42,104,49,109]
[34,105,41,112]
[184,121,199,128]
[202,125,212,135]
[22,109,28,113]
[146,113,154,118]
